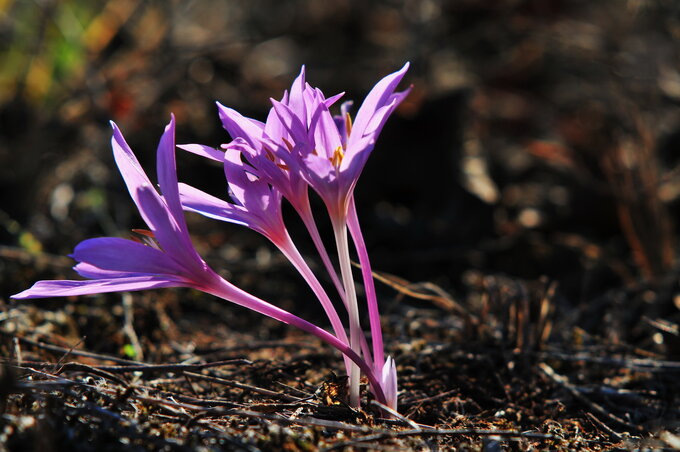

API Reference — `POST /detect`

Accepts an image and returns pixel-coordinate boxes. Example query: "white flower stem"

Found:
[332,218,362,408]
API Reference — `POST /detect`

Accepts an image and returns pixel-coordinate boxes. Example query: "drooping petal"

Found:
[302,153,341,215]
[235,141,285,184]
[223,149,254,207]
[229,139,309,213]
[11,276,186,299]
[177,143,224,162]
[71,237,185,276]
[178,183,253,230]
[303,152,336,185]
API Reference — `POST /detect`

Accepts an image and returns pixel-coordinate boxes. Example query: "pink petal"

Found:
[381,356,398,410]
[177,143,224,162]
[216,102,265,147]
[110,121,153,219]
[349,63,409,147]
[71,237,184,276]
[11,276,186,299]
[309,103,342,159]
[270,99,309,146]
[156,115,185,228]
[178,183,252,229]
[136,184,199,266]
[324,91,345,108]
[74,262,137,279]
[287,66,307,125]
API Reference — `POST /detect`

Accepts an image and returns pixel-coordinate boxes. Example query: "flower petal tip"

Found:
[166,113,176,130]
[9,290,26,300]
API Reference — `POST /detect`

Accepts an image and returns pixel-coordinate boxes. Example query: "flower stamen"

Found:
[330,146,344,168]
[263,146,276,162]
[282,137,295,152]
[344,112,353,138]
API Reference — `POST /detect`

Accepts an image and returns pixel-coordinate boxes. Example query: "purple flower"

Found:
[180,69,348,302]
[269,63,411,220]
[271,64,410,377]
[13,116,224,298]
[191,65,411,409]
[178,144,288,244]
[224,61,409,412]
[11,117,390,407]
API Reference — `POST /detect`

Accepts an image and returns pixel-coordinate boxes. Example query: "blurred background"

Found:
[2,0,680,346]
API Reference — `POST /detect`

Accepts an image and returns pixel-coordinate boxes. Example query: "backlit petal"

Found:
[71,237,184,276]
[157,115,185,227]
[178,143,224,162]
[216,102,265,148]
[11,276,186,299]
[309,103,342,159]
[110,121,153,221]
[349,62,409,146]
[179,183,252,229]
[136,184,199,266]
[270,99,309,146]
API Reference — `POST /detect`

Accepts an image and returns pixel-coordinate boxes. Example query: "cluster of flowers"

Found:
[12,64,411,411]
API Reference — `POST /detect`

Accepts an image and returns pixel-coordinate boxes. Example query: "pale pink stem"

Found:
[274,233,353,374]
[295,195,346,303]
[203,278,387,405]
[347,197,384,370]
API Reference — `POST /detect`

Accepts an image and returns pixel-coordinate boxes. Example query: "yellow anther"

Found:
[330,146,344,168]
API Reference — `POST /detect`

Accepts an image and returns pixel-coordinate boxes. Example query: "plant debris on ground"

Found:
[1,259,679,450]
[2,1,680,450]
